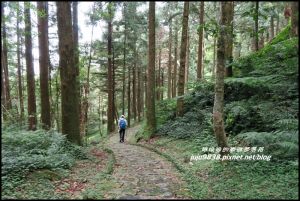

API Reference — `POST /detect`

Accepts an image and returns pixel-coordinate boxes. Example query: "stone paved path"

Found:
[104,125,189,199]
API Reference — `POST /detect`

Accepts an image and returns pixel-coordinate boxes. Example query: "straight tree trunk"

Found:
[161,67,164,100]
[1,40,7,120]
[275,15,280,35]
[141,68,145,117]
[17,2,24,122]
[73,2,79,77]
[73,2,82,136]
[213,2,231,155]
[212,1,217,80]
[127,63,131,127]
[107,3,114,133]
[176,2,189,117]
[291,2,298,37]
[254,2,259,51]
[24,2,37,130]
[57,2,81,145]
[212,37,216,79]
[270,16,274,40]
[258,33,264,49]
[197,1,204,80]
[137,59,142,122]
[185,33,189,92]
[113,43,117,126]
[225,1,234,77]
[168,19,172,99]
[122,4,127,115]
[132,43,137,122]
[2,3,12,111]
[157,48,162,100]
[38,2,51,129]
[55,74,60,132]
[172,18,178,98]
[146,2,156,134]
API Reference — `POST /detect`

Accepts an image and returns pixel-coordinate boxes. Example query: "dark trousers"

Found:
[119,128,125,142]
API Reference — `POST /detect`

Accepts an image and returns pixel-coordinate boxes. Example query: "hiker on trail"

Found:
[118,115,127,143]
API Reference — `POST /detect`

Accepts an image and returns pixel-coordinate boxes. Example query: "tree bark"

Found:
[291,2,298,37]
[57,2,81,145]
[38,2,51,129]
[146,2,156,134]
[137,58,142,122]
[254,2,259,51]
[17,2,24,123]
[270,16,274,40]
[73,2,82,136]
[168,19,172,99]
[107,2,114,133]
[122,4,127,115]
[225,1,234,77]
[197,1,204,80]
[258,33,264,49]
[132,42,137,122]
[212,37,216,79]
[24,2,37,130]
[73,2,79,77]
[2,3,12,111]
[185,33,189,92]
[172,11,178,98]
[176,2,189,117]
[127,61,131,127]
[157,48,162,100]
[1,39,7,120]
[55,74,61,132]
[275,15,280,35]
[161,67,164,100]
[213,2,230,155]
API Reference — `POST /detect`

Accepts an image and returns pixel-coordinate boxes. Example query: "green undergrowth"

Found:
[137,134,298,199]
[137,25,298,199]
[1,124,114,199]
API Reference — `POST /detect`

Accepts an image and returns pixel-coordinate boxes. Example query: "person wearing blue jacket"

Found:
[118,115,127,143]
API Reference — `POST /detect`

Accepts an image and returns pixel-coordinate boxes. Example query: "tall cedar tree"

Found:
[122,3,127,116]
[176,2,189,117]
[172,6,178,98]
[37,2,51,129]
[57,2,81,145]
[17,2,24,122]
[146,2,156,133]
[168,10,172,99]
[1,39,6,119]
[2,3,12,112]
[254,2,259,51]
[225,2,234,77]
[197,1,204,80]
[73,2,81,134]
[107,2,115,133]
[291,2,298,37]
[24,2,37,130]
[213,2,232,155]
[185,32,189,91]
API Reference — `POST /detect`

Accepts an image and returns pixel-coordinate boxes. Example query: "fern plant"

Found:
[236,130,298,160]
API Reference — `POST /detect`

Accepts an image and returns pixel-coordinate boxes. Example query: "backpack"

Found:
[119,119,126,129]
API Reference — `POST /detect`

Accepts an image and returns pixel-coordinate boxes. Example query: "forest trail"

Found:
[104,125,189,199]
